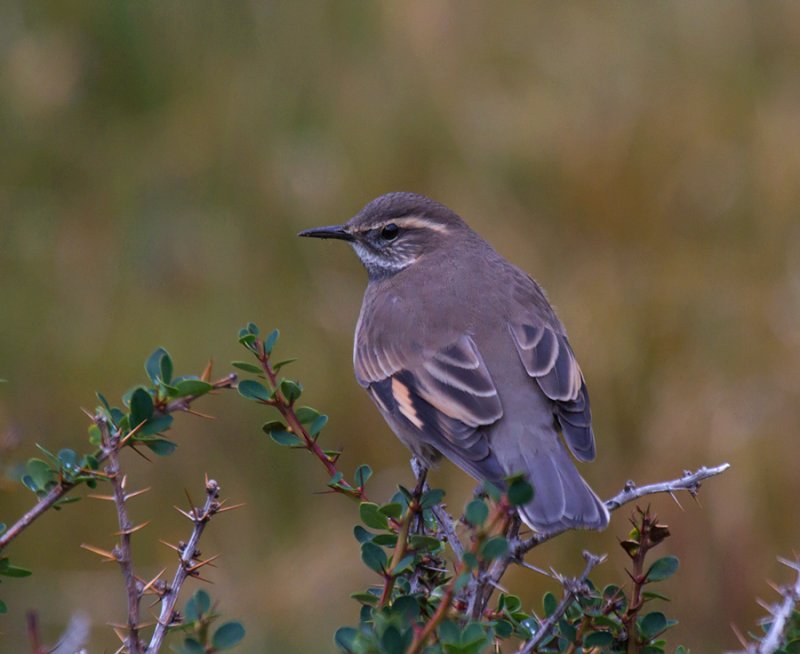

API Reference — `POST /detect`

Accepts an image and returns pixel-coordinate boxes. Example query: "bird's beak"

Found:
[297,224,355,242]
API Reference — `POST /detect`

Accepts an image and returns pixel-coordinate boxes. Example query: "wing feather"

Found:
[356,333,503,466]
[509,322,596,462]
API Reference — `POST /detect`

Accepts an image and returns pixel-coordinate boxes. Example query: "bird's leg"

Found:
[410,456,429,495]
[410,457,429,536]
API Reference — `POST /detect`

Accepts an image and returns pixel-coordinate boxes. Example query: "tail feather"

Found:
[516,444,609,534]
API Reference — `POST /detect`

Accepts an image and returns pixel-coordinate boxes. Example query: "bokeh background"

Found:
[1,2,799,651]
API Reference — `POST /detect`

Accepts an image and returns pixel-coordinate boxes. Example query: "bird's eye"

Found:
[380,223,400,241]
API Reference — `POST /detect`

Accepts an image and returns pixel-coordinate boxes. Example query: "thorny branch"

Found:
[0,374,236,553]
[516,551,606,654]
[101,417,143,654]
[428,463,730,627]
[145,478,223,654]
[728,557,800,654]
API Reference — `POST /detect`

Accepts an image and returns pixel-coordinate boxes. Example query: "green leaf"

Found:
[145,347,170,384]
[279,379,302,404]
[212,621,246,650]
[500,594,521,613]
[493,619,513,639]
[26,458,53,489]
[160,353,173,385]
[639,612,668,639]
[0,523,5,534]
[353,526,374,543]
[0,559,32,577]
[185,589,211,622]
[421,488,445,509]
[646,556,679,583]
[379,503,404,519]
[308,414,328,436]
[480,536,509,561]
[351,592,378,606]
[584,631,615,647]
[543,592,557,616]
[507,478,534,506]
[334,627,357,651]
[129,387,154,426]
[360,542,387,574]
[0,600,6,614]
[381,625,405,654]
[232,360,263,374]
[173,379,214,398]
[295,406,321,423]
[465,499,489,527]
[142,439,178,456]
[264,329,279,354]
[269,430,304,447]
[360,503,389,530]
[237,379,271,402]
[180,639,205,654]
[273,358,297,372]
[355,464,372,487]
[408,535,442,552]
[642,590,671,602]
[138,414,174,437]
[238,333,257,348]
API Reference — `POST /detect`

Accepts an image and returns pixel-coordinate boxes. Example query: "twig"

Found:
[101,418,142,654]
[255,344,368,501]
[518,463,731,555]
[0,374,236,553]
[465,463,731,621]
[145,478,222,654]
[516,551,606,654]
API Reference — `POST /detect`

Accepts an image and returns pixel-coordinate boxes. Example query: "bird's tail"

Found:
[515,441,609,534]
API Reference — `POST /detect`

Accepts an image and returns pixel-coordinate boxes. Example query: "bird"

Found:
[298,192,609,533]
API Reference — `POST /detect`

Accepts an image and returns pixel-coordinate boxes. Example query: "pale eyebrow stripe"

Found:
[369,216,450,233]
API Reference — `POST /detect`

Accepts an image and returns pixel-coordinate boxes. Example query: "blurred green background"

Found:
[1,2,799,651]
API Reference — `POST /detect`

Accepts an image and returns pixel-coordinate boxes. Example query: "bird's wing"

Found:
[507,320,596,461]
[355,333,504,465]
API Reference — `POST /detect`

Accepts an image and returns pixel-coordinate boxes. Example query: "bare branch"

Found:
[516,551,606,654]
[518,462,731,555]
[145,478,222,654]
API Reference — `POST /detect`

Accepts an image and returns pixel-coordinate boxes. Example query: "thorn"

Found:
[730,622,749,648]
[87,494,117,502]
[120,420,148,447]
[81,543,117,561]
[778,556,800,572]
[184,488,198,518]
[173,505,195,521]
[111,626,128,643]
[159,540,182,553]
[124,487,152,502]
[668,491,685,511]
[128,444,152,462]
[186,554,220,573]
[81,407,96,420]
[517,560,553,578]
[755,597,774,614]
[201,359,213,382]
[114,520,151,536]
[217,502,246,514]
[184,408,216,420]
[192,574,215,584]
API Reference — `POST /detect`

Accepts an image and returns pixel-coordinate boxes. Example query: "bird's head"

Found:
[299,192,467,280]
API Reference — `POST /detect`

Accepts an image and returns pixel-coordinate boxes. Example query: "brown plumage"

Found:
[299,192,608,533]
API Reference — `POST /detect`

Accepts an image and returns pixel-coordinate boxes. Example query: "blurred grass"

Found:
[1,1,800,651]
